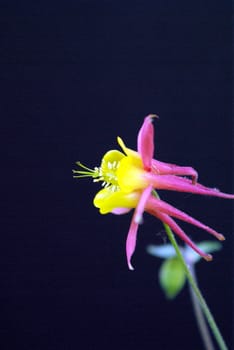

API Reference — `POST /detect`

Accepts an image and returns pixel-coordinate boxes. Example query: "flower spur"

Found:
[73,115,234,270]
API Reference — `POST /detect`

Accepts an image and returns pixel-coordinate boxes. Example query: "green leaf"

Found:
[159,258,186,299]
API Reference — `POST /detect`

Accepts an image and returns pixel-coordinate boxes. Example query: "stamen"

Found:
[73,174,94,178]
[74,157,121,189]
[76,161,95,173]
[93,177,104,182]
[73,161,100,179]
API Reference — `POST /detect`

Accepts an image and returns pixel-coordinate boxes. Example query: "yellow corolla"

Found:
[99,138,149,192]
[73,136,150,216]
[116,138,149,193]
[93,188,140,214]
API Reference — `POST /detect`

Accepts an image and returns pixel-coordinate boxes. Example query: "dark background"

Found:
[1,1,232,349]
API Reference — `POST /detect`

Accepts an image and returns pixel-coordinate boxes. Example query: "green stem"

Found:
[163,220,228,350]
[152,190,228,350]
[188,265,215,350]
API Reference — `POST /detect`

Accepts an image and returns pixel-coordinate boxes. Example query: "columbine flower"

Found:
[73,115,234,270]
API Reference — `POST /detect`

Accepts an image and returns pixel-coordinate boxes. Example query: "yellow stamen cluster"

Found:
[73,137,150,214]
[73,150,125,192]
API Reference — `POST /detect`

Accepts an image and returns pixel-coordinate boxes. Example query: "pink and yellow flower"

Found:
[74,115,234,269]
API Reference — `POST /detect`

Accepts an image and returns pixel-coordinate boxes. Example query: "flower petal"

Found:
[112,208,132,215]
[184,241,222,264]
[148,210,213,261]
[147,196,225,241]
[126,214,139,270]
[126,185,153,270]
[93,188,139,214]
[137,115,156,171]
[147,173,234,199]
[117,156,149,192]
[134,185,153,224]
[117,136,139,158]
[152,159,198,183]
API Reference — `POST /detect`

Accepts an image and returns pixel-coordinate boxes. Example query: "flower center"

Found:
[73,150,125,192]
[97,158,119,188]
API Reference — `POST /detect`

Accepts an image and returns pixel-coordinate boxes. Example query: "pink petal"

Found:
[149,209,213,261]
[126,214,139,270]
[147,173,234,199]
[112,208,132,215]
[152,159,198,183]
[147,196,225,241]
[126,185,153,270]
[137,115,156,171]
[134,185,153,224]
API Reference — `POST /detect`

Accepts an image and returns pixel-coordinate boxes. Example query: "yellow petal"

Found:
[100,150,125,186]
[117,156,149,193]
[117,137,139,159]
[102,150,124,164]
[93,188,139,214]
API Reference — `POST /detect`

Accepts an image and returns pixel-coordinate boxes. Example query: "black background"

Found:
[1,1,232,349]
